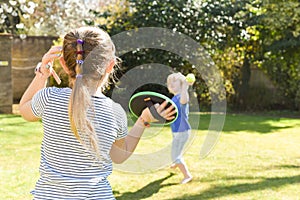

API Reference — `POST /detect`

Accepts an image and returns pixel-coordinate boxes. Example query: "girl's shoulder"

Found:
[35,87,71,102]
[92,94,123,108]
[40,86,68,92]
[92,95,126,119]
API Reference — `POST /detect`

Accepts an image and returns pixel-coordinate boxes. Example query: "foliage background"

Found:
[1,0,300,111]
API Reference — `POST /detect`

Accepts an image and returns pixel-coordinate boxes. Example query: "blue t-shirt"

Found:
[171,94,191,132]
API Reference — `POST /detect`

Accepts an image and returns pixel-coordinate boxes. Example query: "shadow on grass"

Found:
[170,174,300,200]
[0,114,41,127]
[273,164,300,169]
[0,114,21,119]
[190,113,300,134]
[114,173,176,200]
[1,121,29,127]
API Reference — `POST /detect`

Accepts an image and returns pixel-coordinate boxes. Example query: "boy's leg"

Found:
[171,131,189,163]
[171,131,192,183]
[177,161,193,184]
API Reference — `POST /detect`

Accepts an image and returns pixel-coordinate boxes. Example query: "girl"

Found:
[19,26,175,199]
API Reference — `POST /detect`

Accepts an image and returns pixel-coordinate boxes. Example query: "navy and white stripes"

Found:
[31,87,127,199]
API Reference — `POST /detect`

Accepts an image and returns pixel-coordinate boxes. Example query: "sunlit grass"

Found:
[1,113,299,200]
[0,115,41,199]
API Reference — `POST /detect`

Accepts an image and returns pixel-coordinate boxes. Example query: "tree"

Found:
[0,0,38,35]
[93,0,210,107]
[259,0,300,110]
[195,0,267,110]
[7,0,300,110]
[29,0,97,36]
[0,0,106,36]
[99,0,272,110]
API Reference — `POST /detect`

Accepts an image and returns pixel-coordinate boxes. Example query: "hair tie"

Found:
[76,74,83,78]
[76,50,84,55]
[76,60,84,65]
[77,39,84,44]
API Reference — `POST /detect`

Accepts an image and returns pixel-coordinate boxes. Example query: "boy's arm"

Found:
[179,75,189,105]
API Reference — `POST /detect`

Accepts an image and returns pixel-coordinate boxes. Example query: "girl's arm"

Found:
[19,68,48,121]
[19,46,62,121]
[110,101,176,164]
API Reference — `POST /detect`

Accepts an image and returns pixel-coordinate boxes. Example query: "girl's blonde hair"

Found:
[63,27,118,158]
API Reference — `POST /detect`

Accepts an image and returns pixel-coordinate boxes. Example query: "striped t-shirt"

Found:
[30,87,128,200]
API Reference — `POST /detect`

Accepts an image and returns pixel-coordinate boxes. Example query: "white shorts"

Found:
[171,130,190,164]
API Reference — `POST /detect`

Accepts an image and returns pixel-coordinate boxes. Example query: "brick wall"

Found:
[12,36,58,102]
[0,34,13,114]
[0,35,58,113]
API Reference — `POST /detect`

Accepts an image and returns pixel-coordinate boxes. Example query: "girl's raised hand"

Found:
[36,46,62,84]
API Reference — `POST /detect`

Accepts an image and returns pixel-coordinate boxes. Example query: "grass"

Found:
[1,113,300,200]
[0,115,41,199]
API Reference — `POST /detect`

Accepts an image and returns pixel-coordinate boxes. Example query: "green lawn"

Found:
[0,113,299,200]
